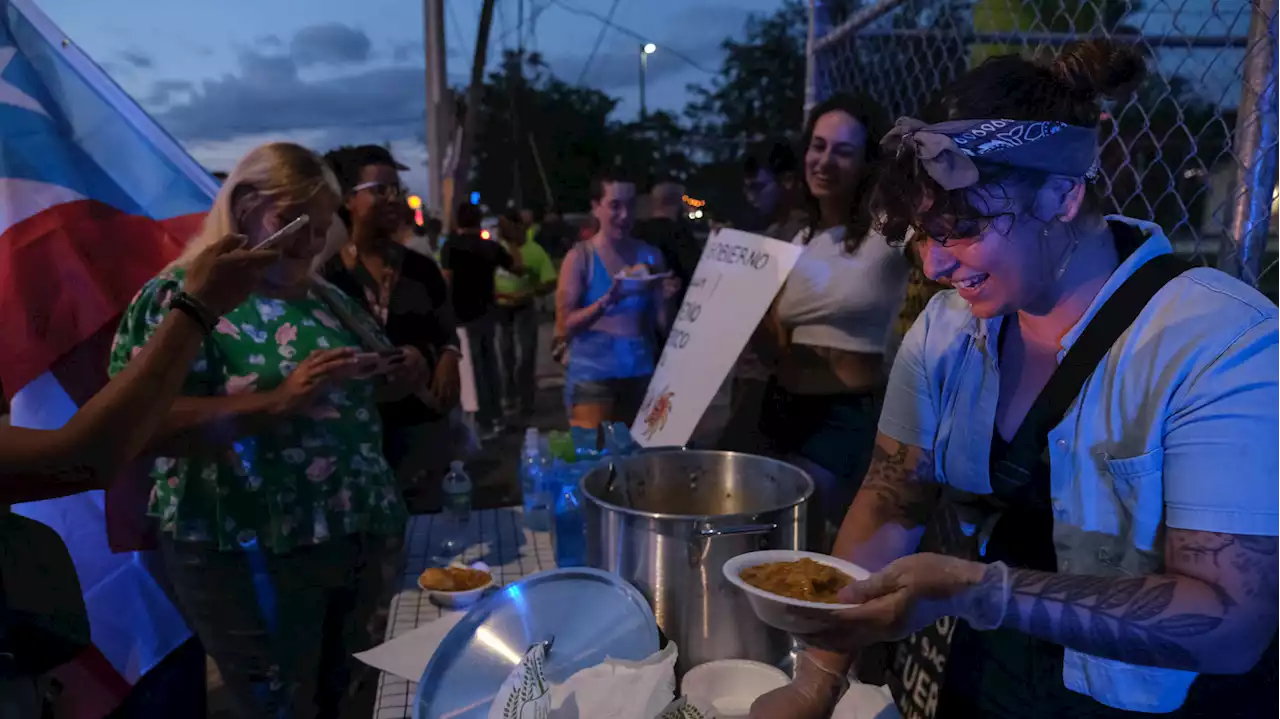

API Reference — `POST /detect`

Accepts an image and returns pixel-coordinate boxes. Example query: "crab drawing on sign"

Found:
[641,388,675,440]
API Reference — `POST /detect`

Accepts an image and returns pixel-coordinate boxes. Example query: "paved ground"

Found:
[209,318,565,717]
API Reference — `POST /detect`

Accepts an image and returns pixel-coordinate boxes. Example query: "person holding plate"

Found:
[555,172,681,429]
[749,40,1278,719]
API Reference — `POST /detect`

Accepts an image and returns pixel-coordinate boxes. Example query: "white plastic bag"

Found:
[489,643,552,719]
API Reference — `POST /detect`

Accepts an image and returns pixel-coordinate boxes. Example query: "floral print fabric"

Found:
[108,269,407,552]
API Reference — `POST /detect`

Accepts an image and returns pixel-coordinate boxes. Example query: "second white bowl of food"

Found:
[722,550,870,634]
[417,562,495,608]
[682,659,791,718]
[614,265,670,294]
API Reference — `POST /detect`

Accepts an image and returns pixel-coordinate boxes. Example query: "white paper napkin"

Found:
[547,642,680,719]
[353,611,465,681]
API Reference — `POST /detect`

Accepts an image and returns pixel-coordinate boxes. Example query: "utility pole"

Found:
[511,0,524,210]
[448,0,496,230]
[423,0,448,215]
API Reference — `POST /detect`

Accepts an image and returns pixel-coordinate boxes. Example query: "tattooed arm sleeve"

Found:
[832,432,940,574]
[989,529,1278,674]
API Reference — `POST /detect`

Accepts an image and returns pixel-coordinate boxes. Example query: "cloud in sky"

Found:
[289,22,372,67]
[153,57,438,141]
[119,48,153,69]
[143,22,448,143]
[36,0,783,195]
[143,79,195,106]
[148,15,728,145]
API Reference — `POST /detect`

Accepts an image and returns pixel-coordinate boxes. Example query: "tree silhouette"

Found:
[472,50,618,213]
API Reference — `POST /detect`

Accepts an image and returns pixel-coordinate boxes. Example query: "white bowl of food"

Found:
[417,562,495,608]
[722,550,870,634]
[682,659,791,718]
[614,264,671,294]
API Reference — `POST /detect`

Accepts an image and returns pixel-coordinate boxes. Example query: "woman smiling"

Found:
[760,94,910,550]
[751,40,1277,719]
[109,142,423,717]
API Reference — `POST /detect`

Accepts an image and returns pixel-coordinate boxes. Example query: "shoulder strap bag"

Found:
[875,253,1193,719]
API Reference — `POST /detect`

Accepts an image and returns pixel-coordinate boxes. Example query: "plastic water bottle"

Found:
[552,467,587,567]
[603,422,639,456]
[438,460,472,557]
[521,429,552,532]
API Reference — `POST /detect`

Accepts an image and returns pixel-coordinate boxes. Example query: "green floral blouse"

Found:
[108,269,407,552]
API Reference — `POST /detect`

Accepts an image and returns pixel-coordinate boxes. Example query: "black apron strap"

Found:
[1004,253,1193,467]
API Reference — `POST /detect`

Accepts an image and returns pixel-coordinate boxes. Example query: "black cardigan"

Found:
[319,246,460,428]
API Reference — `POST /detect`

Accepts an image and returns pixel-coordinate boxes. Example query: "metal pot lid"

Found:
[414,567,660,719]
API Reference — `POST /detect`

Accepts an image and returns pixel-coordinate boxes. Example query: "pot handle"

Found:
[698,522,777,537]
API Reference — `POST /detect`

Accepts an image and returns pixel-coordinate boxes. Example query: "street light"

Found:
[639,43,656,120]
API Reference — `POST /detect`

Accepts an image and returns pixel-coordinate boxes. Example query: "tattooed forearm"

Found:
[861,440,940,529]
[993,532,1279,674]
[1169,531,1278,603]
[999,570,1215,671]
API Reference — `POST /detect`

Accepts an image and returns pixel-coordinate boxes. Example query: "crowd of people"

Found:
[1,37,1276,719]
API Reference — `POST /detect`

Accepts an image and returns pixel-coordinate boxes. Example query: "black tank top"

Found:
[936,317,1276,719]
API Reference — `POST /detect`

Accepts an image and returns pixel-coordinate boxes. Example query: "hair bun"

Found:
[1052,39,1147,101]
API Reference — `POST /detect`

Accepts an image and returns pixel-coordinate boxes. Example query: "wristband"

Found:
[169,291,217,335]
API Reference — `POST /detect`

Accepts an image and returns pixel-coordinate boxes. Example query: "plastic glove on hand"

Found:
[749,651,847,719]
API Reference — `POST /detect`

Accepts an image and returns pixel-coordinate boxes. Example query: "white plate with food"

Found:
[722,550,870,634]
[417,561,495,608]
[614,264,672,293]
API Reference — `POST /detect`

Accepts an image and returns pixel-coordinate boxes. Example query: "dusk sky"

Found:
[37,0,789,194]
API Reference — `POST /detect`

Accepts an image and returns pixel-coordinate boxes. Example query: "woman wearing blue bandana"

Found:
[751,40,1277,718]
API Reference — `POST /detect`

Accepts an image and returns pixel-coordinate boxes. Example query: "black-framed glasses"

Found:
[914,212,1015,246]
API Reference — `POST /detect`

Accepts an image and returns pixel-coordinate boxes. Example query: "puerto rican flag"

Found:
[2,0,214,713]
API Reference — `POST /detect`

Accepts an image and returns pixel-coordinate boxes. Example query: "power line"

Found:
[491,0,549,54]
[495,0,509,54]
[550,0,714,74]
[445,0,474,62]
[577,0,623,85]
[527,0,550,51]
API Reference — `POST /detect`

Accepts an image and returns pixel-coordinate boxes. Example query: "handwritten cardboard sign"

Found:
[632,229,803,447]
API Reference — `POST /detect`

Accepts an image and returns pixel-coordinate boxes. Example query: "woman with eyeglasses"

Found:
[320,145,462,509]
[108,142,426,717]
[750,40,1277,719]
[757,93,911,551]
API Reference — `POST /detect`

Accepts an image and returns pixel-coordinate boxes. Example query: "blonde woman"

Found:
[108,142,422,717]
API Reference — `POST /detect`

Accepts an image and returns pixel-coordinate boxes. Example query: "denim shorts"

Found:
[564,375,651,418]
[761,384,881,511]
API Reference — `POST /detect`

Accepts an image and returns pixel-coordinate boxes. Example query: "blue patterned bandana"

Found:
[882,117,1100,191]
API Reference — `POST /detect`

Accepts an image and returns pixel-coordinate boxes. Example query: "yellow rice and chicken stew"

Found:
[418,566,492,592]
[740,558,852,603]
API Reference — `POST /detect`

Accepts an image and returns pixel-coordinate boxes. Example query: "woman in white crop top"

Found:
[757,94,909,550]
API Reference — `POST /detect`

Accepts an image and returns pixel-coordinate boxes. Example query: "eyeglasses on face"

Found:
[914,212,1015,246]
[352,181,406,199]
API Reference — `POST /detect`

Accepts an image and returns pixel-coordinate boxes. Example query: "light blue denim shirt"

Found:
[879,216,1279,713]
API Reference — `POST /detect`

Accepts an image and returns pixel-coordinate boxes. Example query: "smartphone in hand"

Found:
[256,214,310,251]
[352,349,407,379]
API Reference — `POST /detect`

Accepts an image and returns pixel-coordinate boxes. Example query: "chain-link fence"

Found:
[806,0,1278,298]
